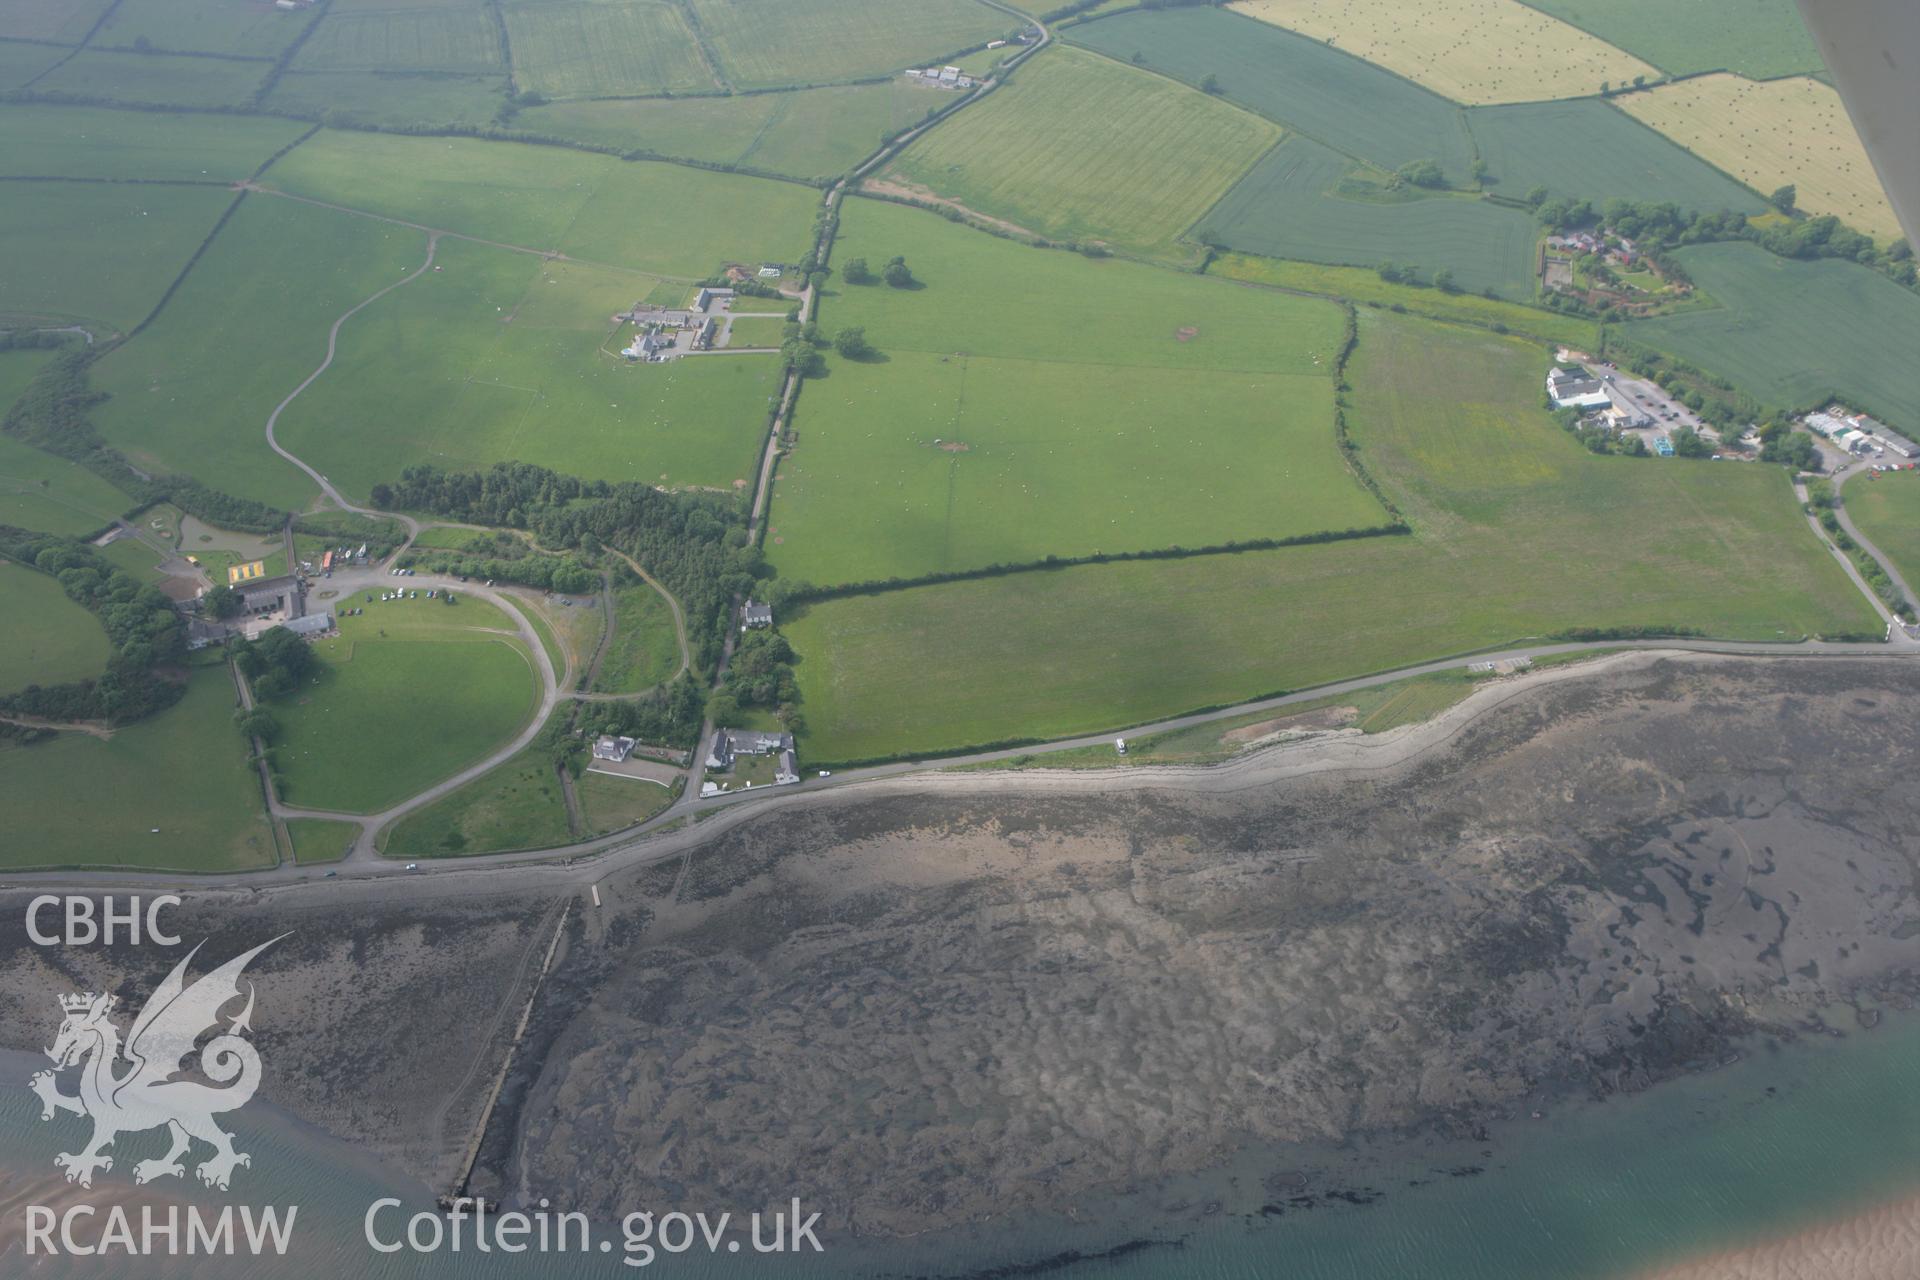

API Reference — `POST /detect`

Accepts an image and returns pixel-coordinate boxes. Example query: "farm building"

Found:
[757,265,782,279]
[622,331,672,361]
[706,728,796,780]
[277,611,334,638]
[592,735,637,763]
[694,287,734,313]
[239,574,302,615]
[1546,366,1610,412]
[1603,385,1656,429]
[741,601,773,630]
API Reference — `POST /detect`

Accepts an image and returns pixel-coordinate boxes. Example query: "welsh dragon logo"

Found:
[30,937,285,1191]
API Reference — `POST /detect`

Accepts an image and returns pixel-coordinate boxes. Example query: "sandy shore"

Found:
[1635,1190,1920,1280]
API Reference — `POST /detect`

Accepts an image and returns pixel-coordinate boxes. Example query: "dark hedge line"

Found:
[1329,302,1406,523]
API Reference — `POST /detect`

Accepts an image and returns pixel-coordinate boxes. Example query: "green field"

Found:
[269,607,540,813]
[0,181,234,333]
[0,348,136,535]
[0,561,109,693]
[0,666,277,871]
[380,709,572,856]
[1629,244,1920,431]
[516,79,950,180]
[92,193,423,509]
[0,105,308,180]
[0,0,114,42]
[1208,252,1599,347]
[579,768,674,833]
[1068,7,1476,178]
[1466,98,1766,212]
[297,2,503,72]
[1198,136,1541,297]
[263,130,819,278]
[285,816,359,863]
[770,346,1373,583]
[274,240,780,500]
[0,41,69,89]
[264,69,510,127]
[687,0,1007,90]
[782,310,1875,762]
[32,49,270,108]
[96,0,311,58]
[1518,0,1824,79]
[592,584,682,693]
[500,0,712,98]
[1847,480,1920,597]
[725,314,788,348]
[883,45,1279,254]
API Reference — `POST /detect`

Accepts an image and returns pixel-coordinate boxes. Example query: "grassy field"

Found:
[726,315,788,348]
[0,562,109,693]
[881,45,1279,254]
[687,0,1007,90]
[380,709,572,856]
[0,182,234,333]
[770,347,1371,584]
[592,584,681,693]
[285,817,359,863]
[825,196,1352,373]
[0,348,136,535]
[579,769,674,833]
[92,192,423,509]
[1198,136,1540,297]
[1628,243,1920,431]
[0,105,307,180]
[1068,7,1475,178]
[1467,99,1766,212]
[0,41,69,89]
[263,130,819,277]
[1230,0,1656,104]
[1517,0,1824,79]
[264,69,510,127]
[519,79,949,180]
[781,310,1874,762]
[269,605,540,813]
[0,666,277,871]
[32,49,270,108]
[96,0,311,58]
[296,2,503,72]
[0,0,114,42]
[273,240,781,501]
[1208,252,1598,346]
[501,0,711,97]
[1846,480,1920,598]
[1615,75,1900,242]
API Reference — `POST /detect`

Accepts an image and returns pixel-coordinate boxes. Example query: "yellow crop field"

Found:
[1615,74,1900,243]
[1229,0,1658,104]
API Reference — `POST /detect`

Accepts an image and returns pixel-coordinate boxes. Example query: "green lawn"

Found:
[782,310,1875,762]
[1517,0,1824,79]
[263,69,511,128]
[0,562,109,693]
[883,45,1279,254]
[0,666,277,871]
[380,709,572,856]
[273,240,780,501]
[516,79,950,181]
[96,0,312,58]
[687,0,1007,89]
[592,584,681,693]
[91,192,423,509]
[725,314,789,348]
[32,49,271,108]
[1068,7,1476,178]
[0,105,308,180]
[262,130,819,279]
[500,0,712,97]
[1629,243,1920,432]
[770,347,1373,584]
[1208,252,1598,347]
[579,769,674,833]
[267,608,540,813]
[0,182,236,333]
[1198,135,1541,297]
[285,817,359,864]
[1466,98,1766,212]
[1846,479,1920,596]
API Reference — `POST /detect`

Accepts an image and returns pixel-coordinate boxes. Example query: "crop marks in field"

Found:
[687,0,1007,90]
[1628,243,1920,431]
[501,0,714,98]
[1230,0,1658,105]
[1068,6,1475,180]
[1198,136,1540,297]
[881,45,1279,254]
[296,3,504,72]
[1615,74,1901,243]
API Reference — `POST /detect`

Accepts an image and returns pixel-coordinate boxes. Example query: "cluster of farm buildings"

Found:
[1804,407,1919,459]
[904,65,977,89]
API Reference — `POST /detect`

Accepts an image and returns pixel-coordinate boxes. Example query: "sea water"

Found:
[3,1010,1918,1279]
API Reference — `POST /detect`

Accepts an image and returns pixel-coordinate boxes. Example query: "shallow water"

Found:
[4,1008,1920,1278]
